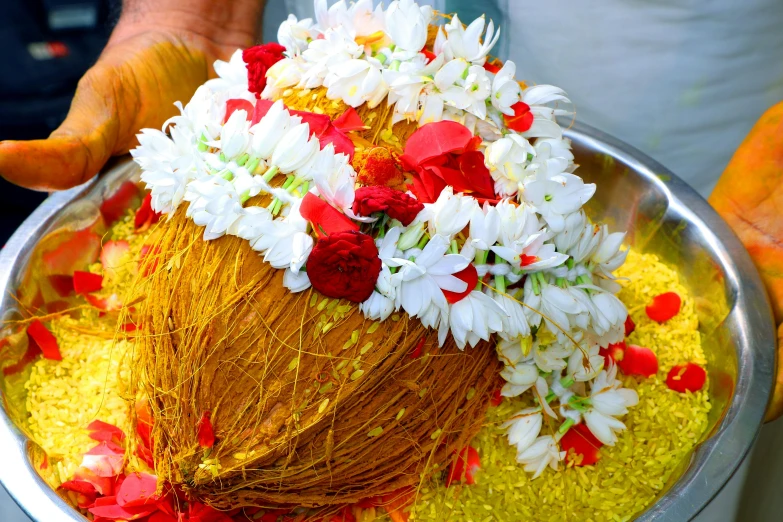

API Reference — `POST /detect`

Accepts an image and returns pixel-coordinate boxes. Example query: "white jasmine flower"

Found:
[539,281,583,336]
[249,200,313,271]
[553,211,588,253]
[261,58,305,99]
[584,364,639,446]
[205,50,248,94]
[249,100,292,159]
[388,234,470,317]
[300,26,362,88]
[516,435,565,479]
[518,85,571,140]
[443,14,500,65]
[494,200,542,246]
[591,226,628,275]
[385,0,433,59]
[386,53,444,121]
[485,134,534,197]
[212,109,251,159]
[424,187,478,238]
[492,290,531,341]
[566,341,604,382]
[435,60,492,119]
[283,267,311,292]
[314,0,385,37]
[309,146,357,212]
[461,202,500,257]
[361,229,403,320]
[490,60,521,116]
[324,58,388,108]
[523,173,596,233]
[500,361,538,397]
[270,120,320,173]
[278,14,315,56]
[491,233,569,273]
[227,206,273,240]
[503,408,542,456]
[449,290,507,349]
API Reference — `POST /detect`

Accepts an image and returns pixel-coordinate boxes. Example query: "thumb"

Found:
[0,62,122,192]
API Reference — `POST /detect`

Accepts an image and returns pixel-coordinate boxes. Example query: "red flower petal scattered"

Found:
[197,411,216,449]
[352,186,424,226]
[242,43,286,98]
[100,181,141,226]
[300,192,359,238]
[88,420,126,443]
[645,292,682,323]
[3,332,42,376]
[483,60,502,74]
[666,363,707,393]
[42,229,102,276]
[306,231,381,303]
[224,99,254,123]
[101,239,130,276]
[421,49,437,63]
[85,293,122,312]
[624,315,636,336]
[332,107,366,132]
[598,341,627,367]
[442,264,478,304]
[616,344,658,378]
[117,472,159,507]
[134,193,162,230]
[74,271,103,295]
[490,388,503,407]
[27,320,61,361]
[48,274,74,297]
[504,102,534,132]
[409,337,426,359]
[401,121,475,167]
[445,446,480,487]
[561,424,603,466]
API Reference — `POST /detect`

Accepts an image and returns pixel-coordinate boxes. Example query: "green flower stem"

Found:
[219,152,227,163]
[237,153,250,166]
[240,190,251,204]
[475,249,489,265]
[286,177,304,193]
[495,274,507,294]
[245,157,261,174]
[221,170,234,181]
[558,418,575,434]
[262,165,279,183]
[450,240,459,254]
[389,59,401,71]
[532,273,541,295]
[416,234,429,250]
[560,375,575,389]
[556,277,566,288]
[566,257,575,270]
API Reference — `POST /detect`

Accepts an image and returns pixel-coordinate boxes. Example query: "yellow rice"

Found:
[16,204,710,521]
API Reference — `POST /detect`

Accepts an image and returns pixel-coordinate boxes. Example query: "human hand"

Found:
[0,0,263,191]
[709,101,783,421]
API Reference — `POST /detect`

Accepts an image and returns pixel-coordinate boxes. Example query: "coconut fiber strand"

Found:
[131,210,501,510]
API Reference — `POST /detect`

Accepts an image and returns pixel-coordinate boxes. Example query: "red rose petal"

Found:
[100,181,141,226]
[490,388,503,407]
[117,472,158,507]
[442,264,478,304]
[616,344,658,378]
[42,229,102,276]
[456,150,495,199]
[666,363,707,393]
[224,99,254,123]
[318,124,356,159]
[445,446,480,487]
[300,193,359,238]
[306,231,381,303]
[598,341,626,367]
[89,496,158,520]
[134,193,162,230]
[73,271,103,295]
[520,254,539,267]
[645,292,682,323]
[73,468,115,496]
[332,107,366,132]
[251,99,275,124]
[483,61,502,74]
[197,411,215,449]
[624,315,636,336]
[504,102,534,132]
[88,420,126,440]
[400,120,475,168]
[59,479,98,495]
[561,424,603,466]
[48,274,74,297]
[101,240,130,276]
[3,333,42,376]
[27,320,61,361]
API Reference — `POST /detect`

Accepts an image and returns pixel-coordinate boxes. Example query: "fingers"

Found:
[0,64,120,191]
[765,324,783,422]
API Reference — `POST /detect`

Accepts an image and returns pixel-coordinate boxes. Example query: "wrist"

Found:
[109,0,262,56]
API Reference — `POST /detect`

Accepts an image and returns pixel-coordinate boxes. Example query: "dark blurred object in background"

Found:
[0,0,116,243]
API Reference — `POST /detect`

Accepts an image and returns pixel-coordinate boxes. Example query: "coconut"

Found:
[131,208,501,510]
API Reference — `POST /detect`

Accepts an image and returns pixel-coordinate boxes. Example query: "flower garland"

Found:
[131,0,642,478]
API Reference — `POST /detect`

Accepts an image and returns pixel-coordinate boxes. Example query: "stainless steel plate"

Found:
[0,122,775,521]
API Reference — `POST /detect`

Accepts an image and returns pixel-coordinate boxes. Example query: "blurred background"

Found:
[0,0,781,521]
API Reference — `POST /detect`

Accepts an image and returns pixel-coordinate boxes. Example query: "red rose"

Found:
[352,186,424,226]
[400,120,496,204]
[306,231,381,303]
[242,43,286,98]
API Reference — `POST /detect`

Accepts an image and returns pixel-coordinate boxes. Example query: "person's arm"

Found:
[0,0,265,191]
[709,101,783,420]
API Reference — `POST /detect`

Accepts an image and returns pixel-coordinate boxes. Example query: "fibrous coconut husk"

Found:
[131,210,501,510]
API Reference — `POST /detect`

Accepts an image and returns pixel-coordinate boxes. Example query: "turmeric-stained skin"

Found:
[710,101,783,421]
[0,0,263,191]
